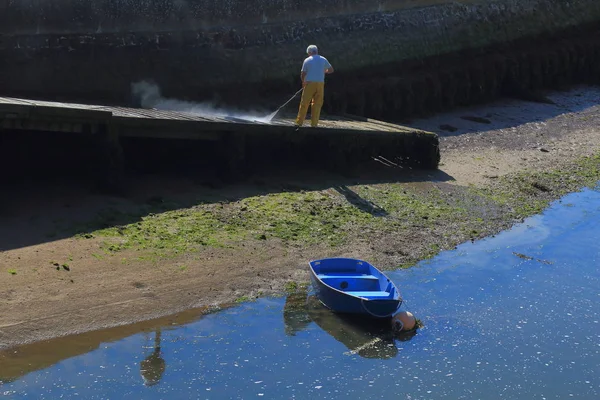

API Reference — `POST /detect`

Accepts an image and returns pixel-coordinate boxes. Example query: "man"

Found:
[295,44,334,128]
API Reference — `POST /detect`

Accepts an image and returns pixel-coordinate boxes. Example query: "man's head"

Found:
[306,45,318,55]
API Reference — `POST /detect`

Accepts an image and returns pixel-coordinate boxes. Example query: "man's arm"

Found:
[325,60,334,74]
[300,59,308,87]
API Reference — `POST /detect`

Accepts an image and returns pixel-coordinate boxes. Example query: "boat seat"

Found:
[317,274,378,280]
[345,291,391,299]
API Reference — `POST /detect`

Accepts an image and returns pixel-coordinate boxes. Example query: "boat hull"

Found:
[308,258,402,319]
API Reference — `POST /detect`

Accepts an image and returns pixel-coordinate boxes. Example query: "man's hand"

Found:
[325,66,334,74]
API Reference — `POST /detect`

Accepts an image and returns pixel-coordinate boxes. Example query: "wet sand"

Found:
[2,86,600,349]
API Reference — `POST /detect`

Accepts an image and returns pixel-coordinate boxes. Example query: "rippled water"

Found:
[2,187,599,399]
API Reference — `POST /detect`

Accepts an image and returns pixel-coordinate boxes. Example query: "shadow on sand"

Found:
[0,143,453,251]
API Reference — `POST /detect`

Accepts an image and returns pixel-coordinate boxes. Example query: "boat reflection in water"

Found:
[283,287,416,359]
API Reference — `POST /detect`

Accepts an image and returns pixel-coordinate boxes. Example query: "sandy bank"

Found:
[1,86,600,349]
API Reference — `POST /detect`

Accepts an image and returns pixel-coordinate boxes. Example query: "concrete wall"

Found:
[1,0,600,106]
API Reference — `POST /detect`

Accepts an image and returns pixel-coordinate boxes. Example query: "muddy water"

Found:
[2,187,600,399]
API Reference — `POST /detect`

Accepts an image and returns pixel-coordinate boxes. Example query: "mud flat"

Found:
[1,86,600,349]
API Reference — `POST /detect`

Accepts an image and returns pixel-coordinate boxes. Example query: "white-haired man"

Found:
[295,44,334,128]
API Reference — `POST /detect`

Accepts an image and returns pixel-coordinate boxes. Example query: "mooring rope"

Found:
[343,337,383,356]
[360,298,400,319]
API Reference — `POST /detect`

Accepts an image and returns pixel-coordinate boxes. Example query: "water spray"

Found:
[131,81,304,125]
[131,81,272,123]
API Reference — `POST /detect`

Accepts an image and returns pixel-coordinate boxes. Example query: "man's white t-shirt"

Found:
[301,55,332,83]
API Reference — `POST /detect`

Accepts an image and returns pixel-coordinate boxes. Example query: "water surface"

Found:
[2,187,599,399]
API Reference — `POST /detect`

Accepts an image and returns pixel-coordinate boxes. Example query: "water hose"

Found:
[265,87,304,121]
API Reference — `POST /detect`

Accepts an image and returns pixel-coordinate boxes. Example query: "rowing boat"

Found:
[308,258,402,318]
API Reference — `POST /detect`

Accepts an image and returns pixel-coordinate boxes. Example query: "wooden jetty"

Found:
[0,96,440,189]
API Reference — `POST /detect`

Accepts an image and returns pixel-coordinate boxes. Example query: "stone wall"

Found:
[0,0,441,35]
[1,0,600,106]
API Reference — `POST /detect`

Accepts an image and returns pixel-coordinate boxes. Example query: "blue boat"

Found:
[308,258,402,318]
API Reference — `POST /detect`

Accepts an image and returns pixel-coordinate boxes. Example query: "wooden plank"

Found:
[0,97,33,106]
[130,109,165,120]
[341,113,415,132]
[0,96,422,139]
[163,110,209,121]
[113,108,210,122]
[0,97,112,121]
[108,108,146,119]
[147,109,196,121]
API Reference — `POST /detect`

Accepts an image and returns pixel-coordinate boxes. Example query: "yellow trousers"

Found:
[295,81,325,127]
